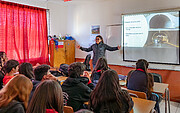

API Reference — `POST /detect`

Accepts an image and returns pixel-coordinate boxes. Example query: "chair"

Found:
[64,106,74,113]
[150,73,162,83]
[127,89,147,99]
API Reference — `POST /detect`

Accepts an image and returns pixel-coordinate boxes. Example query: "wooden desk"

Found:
[132,97,156,113]
[153,82,169,94]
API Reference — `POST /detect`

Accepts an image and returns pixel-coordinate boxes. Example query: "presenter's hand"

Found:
[77,45,81,49]
[118,45,121,50]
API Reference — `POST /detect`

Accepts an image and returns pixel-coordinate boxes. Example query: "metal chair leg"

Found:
[167,88,170,113]
[165,88,167,113]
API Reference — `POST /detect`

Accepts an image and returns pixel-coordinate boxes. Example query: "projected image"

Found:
[123,11,180,64]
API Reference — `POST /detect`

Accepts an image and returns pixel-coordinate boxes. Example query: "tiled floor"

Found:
[160,100,180,113]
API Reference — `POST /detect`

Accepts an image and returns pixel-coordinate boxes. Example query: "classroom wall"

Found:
[66,0,180,59]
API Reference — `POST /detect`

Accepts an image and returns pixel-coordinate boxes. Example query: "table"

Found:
[153,82,169,94]
[153,82,170,113]
[132,97,156,113]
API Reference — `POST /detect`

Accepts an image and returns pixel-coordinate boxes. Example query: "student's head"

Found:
[90,70,125,112]
[0,74,33,109]
[34,64,51,81]
[59,64,69,76]
[4,59,19,74]
[94,57,108,71]
[19,62,34,79]
[68,62,85,78]
[136,59,149,71]
[95,35,104,44]
[0,51,8,63]
[27,80,63,113]
[0,57,4,69]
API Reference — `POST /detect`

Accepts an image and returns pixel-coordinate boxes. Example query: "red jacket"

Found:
[3,75,14,85]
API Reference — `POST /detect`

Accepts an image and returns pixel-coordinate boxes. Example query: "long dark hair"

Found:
[96,35,104,43]
[136,59,153,98]
[89,70,131,113]
[136,59,149,72]
[91,57,108,79]
[136,59,149,85]
[27,80,64,113]
[19,62,34,79]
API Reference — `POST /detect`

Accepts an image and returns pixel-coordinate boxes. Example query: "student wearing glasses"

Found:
[77,35,121,68]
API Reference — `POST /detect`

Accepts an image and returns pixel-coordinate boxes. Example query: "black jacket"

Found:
[0,100,25,113]
[80,42,118,65]
[62,77,92,112]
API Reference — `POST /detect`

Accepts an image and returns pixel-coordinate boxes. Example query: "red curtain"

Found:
[0,1,49,65]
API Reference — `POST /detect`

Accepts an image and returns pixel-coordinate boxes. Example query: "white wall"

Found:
[66,0,180,70]
[47,2,68,36]
[66,0,180,59]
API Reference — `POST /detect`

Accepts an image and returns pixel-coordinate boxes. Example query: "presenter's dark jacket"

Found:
[89,90,134,113]
[0,100,25,113]
[61,77,92,112]
[126,69,154,99]
[80,42,118,65]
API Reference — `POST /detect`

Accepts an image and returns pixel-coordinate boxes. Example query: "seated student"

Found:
[62,62,93,112]
[19,62,34,80]
[3,60,19,85]
[29,64,58,102]
[89,69,134,113]
[0,57,5,89]
[0,74,33,113]
[27,80,63,113]
[0,51,8,64]
[91,57,108,86]
[126,59,160,113]
[0,52,8,89]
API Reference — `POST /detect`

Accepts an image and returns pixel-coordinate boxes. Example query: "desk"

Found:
[132,97,156,113]
[153,82,169,94]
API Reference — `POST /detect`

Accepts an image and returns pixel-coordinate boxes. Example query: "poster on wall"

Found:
[91,25,100,34]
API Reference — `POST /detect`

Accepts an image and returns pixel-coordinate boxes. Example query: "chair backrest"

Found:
[129,93,138,98]
[150,73,162,83]
[127,89,147,99]
[64,106,74,113]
